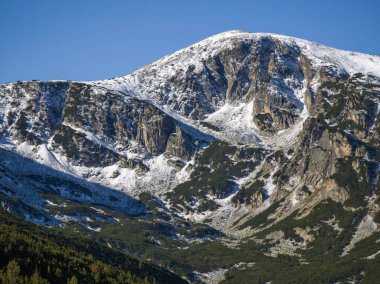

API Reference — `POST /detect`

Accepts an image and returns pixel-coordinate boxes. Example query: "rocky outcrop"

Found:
[0,81,205,169]
[165,125,198,160]
[260,71,380,217]
[0,81,70,144]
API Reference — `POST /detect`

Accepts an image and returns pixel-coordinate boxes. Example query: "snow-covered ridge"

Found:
[96,30,380,89]
[150,30,380,77]
[161,30,380,77]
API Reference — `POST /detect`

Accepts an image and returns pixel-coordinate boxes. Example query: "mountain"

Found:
[1,30,380,283]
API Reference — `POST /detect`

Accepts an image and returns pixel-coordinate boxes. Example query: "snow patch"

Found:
[204,101,261,145]
[195,268,228,284]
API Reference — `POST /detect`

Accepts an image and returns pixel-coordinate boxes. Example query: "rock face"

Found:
[1,30,380,282]
[277,74,380,205]
[0,81,206,169]
[113,32,308,133]
[0,81,69,144]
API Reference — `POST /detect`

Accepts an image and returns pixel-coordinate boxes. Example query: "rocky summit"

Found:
[1,30,380,283]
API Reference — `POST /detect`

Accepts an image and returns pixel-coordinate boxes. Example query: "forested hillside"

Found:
[0,209,187,284]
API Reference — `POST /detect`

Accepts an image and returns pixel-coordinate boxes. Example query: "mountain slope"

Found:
[97,30,380,145]
[0,209,187,284]
[1,30,380,283]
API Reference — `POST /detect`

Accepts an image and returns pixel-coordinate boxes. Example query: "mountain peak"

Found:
[126,30,380,82]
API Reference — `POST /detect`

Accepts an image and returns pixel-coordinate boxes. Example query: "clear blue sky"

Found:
[1,0,379,83]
